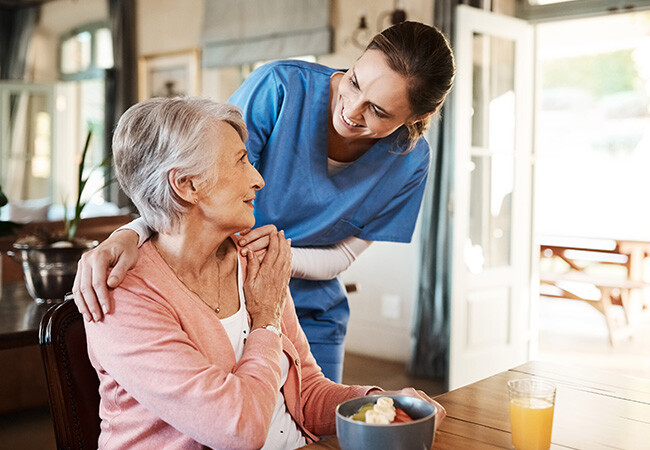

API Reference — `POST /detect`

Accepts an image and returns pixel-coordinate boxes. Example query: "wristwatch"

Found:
[261,324,282,336]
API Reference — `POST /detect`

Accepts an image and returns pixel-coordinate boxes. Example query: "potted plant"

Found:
[9,130,111,304]
[0,185,23,295]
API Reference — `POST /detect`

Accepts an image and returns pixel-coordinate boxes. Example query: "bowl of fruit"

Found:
[335,394,437,450]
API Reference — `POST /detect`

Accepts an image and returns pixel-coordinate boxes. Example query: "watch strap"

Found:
[261,324,281,336]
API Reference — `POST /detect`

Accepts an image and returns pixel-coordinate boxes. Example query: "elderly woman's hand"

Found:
[235,224,278,262]
[243,229,292,330]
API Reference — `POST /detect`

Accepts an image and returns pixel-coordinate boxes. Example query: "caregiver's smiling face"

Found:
[331,49,414,141]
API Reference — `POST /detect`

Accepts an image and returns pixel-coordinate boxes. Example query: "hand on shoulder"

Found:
[72,228,140,322]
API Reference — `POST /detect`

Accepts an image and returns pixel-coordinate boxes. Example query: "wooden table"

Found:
[302,360,650,449]
[0,282,53,412]
[0,281,52,350]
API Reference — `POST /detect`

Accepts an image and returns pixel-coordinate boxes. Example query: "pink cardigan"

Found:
[85,241,375,449]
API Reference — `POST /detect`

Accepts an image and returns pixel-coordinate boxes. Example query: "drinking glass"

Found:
[507,378,556,450]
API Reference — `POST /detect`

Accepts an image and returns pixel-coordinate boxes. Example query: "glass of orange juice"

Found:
[507,378,556,450]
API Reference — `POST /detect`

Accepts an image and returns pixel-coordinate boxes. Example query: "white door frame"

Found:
[450,4,535,389]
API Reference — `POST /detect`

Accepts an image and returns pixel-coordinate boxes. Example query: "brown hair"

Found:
[366,21,455,150]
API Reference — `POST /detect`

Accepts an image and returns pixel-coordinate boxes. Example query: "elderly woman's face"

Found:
[198,121,263,232]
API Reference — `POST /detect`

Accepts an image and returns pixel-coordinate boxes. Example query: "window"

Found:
[516,0,650,23]
[60,23,113,80]
[55,22,116,219]
[0,84,54,206]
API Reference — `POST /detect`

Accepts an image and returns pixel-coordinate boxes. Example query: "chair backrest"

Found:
[39,300,101,450]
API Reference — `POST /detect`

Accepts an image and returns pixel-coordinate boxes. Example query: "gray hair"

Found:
[112,97,248,233]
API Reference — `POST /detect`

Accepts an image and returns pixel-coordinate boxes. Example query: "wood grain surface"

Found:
[302,360,650,449]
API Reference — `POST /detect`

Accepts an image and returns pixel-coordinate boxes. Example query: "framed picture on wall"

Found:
[138,49,201,101]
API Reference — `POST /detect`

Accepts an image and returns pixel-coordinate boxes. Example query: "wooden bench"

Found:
[539,271,648,344]
[540,236,650,345]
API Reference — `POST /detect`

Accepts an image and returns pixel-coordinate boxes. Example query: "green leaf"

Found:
[66,130,93,242]
[62,129,116,242]
[0,186,8,208]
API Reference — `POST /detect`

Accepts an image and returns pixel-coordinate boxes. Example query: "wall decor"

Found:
[138,49,200,100]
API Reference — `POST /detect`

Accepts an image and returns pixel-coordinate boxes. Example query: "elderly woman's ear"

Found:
[168,169,199,205]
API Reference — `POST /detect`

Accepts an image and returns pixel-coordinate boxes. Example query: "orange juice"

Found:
[509,397,554,450]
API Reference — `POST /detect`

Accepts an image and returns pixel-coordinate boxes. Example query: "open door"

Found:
[450,5,534,389]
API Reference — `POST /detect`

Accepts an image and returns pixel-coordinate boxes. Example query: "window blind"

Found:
[201,0,332,68]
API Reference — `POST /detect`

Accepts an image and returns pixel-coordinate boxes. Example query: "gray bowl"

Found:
[336,394,437,450]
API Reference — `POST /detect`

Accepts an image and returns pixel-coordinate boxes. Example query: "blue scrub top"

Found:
[229,60,430,345]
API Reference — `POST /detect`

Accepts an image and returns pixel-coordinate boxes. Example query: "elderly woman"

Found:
[84,97,445,449]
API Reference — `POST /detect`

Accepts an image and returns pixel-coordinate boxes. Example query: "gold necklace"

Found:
[153,241,221,314]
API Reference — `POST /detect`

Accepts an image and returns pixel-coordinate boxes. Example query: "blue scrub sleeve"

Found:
[357,153,429,243]
[228,65,284,165]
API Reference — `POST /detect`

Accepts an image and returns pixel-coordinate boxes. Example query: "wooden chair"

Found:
[39,300,100,449]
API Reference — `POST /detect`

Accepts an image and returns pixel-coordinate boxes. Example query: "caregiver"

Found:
[72,21,455,383]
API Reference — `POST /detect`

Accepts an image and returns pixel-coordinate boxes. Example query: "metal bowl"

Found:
[9,241,97,304]
[336,394,437,450]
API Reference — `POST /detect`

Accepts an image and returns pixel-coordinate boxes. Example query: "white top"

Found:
[327,157,353,176]
[220,259,306,450]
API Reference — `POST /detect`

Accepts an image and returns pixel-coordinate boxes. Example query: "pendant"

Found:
[215,305,220,313]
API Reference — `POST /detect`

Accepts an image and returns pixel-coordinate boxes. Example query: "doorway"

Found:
[534,10,650,378]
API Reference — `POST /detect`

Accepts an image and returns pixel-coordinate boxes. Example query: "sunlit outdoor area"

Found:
[536,11,650,378]
[536,11,650,239]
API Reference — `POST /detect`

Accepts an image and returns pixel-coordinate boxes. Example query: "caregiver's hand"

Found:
[244,230,292,331]
[72,229,140,322]
[236,224,279,261]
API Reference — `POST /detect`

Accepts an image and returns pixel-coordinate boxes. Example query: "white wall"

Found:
[39,0,107,35]
[340,221,424,361]
[136,0,204,56]
[320,0,434,68]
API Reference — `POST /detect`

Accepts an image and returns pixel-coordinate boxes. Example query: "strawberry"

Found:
[392,408,414,423]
